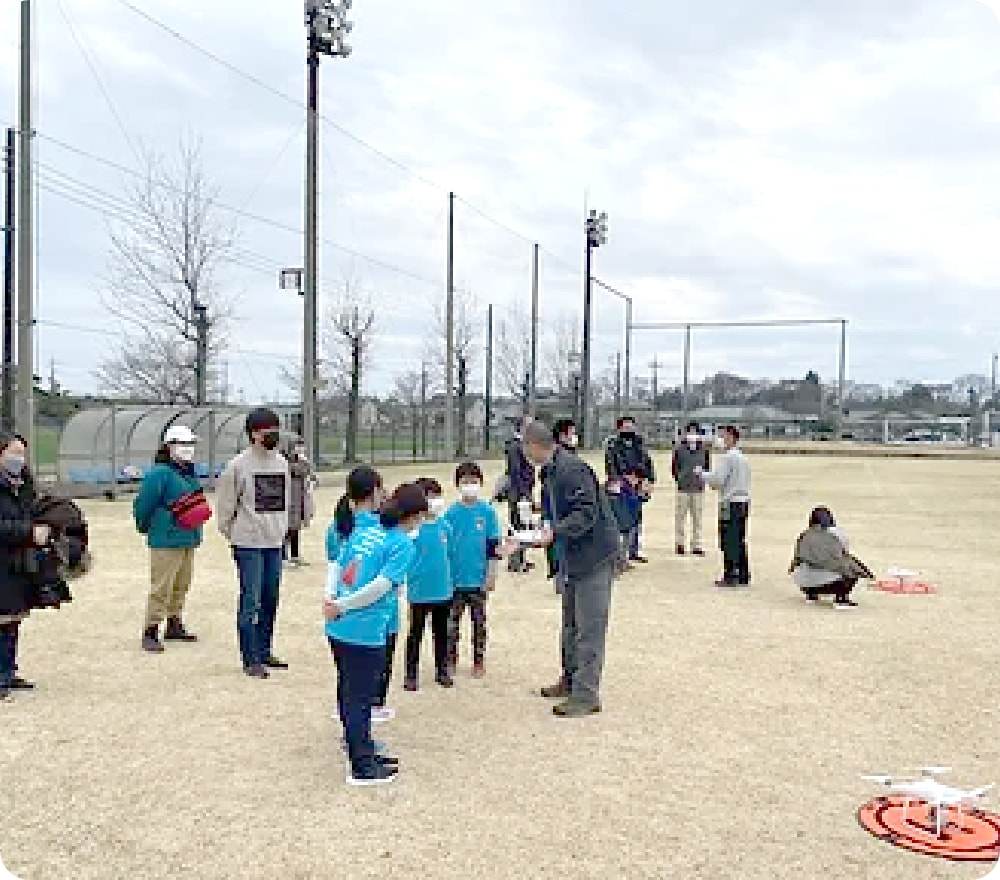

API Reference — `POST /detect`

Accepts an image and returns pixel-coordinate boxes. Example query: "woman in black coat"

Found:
[0,431,50,700]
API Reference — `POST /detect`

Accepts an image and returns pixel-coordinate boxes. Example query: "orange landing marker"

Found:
[873,577,936,594]
[858,796,1000,861]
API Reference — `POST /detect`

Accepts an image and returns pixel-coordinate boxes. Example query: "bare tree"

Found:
[542,312,581,396]
[392,369,422,458]
[94,138,234,403]
[324,284,376,463]
[494,304,532,407]
[424,287,480,456]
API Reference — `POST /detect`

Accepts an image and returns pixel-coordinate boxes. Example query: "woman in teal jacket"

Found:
[133,425,204,653]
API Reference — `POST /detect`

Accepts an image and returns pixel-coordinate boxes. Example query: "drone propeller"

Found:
[922,766,952,777]
[969,784,996,798]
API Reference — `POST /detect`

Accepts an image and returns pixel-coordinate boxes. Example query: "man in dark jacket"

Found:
[671,421,710,556]
[541,418,579,586]
[524,420,619,718]
[605,416,655,562]
[504,417,536,573]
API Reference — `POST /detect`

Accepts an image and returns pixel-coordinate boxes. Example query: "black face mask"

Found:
[620,430,636,441]
[260,431,280,450]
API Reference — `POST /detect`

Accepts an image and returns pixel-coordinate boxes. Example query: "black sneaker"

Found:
[435,671,454,688]
[164,617,198,642]
[376,755,400,767]
[0,686,10,701]
[263,656,289,670]
[692,549,706,557]
[834,599,859,610]
[243,664,270,679]
[403,677,418,692]
[10,677,34,690]
[676,545,686,555]
[142,625,164,653]
[347,763,398,787]
[630,555,650,564]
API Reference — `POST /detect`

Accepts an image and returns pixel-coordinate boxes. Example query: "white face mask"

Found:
[565,434,579,448]
[172,445,196,463]
[686,434,699,446]
[460,483,481,500]
[428,497,446,515]
[714,436,727,450]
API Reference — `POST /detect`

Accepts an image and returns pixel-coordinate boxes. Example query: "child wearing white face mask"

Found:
[442,461,502,678]
[403,478,455,690]
[132,425,205,653]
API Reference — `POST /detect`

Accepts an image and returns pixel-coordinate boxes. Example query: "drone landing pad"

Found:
[858,796,1000,861]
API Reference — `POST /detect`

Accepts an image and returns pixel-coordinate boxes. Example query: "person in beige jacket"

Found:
[216,408,290,679]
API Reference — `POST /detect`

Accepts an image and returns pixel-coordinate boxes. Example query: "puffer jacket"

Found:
[0,471,38,617]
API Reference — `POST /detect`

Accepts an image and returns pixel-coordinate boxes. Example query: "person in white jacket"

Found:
[695,426,751,587]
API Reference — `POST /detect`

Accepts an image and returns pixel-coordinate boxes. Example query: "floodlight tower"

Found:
[303,0,352,463]
[580,208,607,447]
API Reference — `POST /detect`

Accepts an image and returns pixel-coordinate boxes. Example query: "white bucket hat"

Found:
[163,425,197,444]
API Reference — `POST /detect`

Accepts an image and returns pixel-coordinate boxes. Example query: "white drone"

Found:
[862,766,995,839]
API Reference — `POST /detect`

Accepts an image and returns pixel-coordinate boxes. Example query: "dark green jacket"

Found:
[133,463,203,550]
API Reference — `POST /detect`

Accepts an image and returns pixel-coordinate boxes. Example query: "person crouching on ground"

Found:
[789,506,873,609]
[133,424,204,653]
[0,432,51,700]
[324,482,427,787]
[403,478,455,691]
[443,462,503,679]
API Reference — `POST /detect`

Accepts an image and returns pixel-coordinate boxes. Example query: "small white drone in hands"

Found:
[862,767,995,838]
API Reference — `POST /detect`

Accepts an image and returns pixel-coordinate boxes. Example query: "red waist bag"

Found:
[170,490,213,530]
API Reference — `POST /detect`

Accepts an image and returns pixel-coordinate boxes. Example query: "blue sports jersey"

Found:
[406,517,454,604]
[325,512,415,647]
[443,499,500,592]
[326,521,347,562]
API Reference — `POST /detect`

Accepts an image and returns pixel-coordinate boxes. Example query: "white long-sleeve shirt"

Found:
[701,447,751,503]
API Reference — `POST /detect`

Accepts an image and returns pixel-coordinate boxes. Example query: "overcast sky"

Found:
[2,0,1000,402]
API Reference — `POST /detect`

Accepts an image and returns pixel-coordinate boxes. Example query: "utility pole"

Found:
[193,303,209,405]
[2,128,14,432]
[682,324,691,416]
[485,303,493,451]
[837,318,847,438]
[614,351,621,415]
[529,242,539,416]
[303,0,352,464]
[650,356,661,405]
[16,0,34,453]
[48,356,55,394]
[992,353,997,404]
[419,361,427,457]
[582,208,608,447]
[456,353,467,457]
[623,297,632,413]
[445,191,455,460]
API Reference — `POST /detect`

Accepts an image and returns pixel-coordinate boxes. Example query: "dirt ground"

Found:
[2,454,999,880]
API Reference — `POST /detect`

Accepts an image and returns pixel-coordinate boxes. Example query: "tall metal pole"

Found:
[420,361,427,457]
[445,192,455,460]
[485,303,493,451]
[623,297,632,413]
[16,0,33,453]
[581,239,592,447]
[837,319,847,436]
[2,128,14,432]
[529,242,539,416]
[682,324,691,416]
[992,353,997,401]
[614,351,621,415]
[303,32,319,463]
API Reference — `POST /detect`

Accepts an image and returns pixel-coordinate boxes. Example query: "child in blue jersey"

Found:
[403,478,455,691]
[324,482,427,787]
[443,461,503,678]
[326,466,383,564]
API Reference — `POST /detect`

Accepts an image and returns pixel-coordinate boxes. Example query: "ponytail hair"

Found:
[334,494,354,539]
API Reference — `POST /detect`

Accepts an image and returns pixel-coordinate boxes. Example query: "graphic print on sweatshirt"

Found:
[253,473,287,513]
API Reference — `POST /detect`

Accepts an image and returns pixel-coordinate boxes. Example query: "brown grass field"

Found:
[2,454,1000,880]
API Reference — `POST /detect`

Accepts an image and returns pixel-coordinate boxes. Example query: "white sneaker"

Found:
[371,706,396,724]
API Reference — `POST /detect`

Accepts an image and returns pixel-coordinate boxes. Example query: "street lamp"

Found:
[302,0,352,464]
[581,208,608,448]
[568,350,582,426]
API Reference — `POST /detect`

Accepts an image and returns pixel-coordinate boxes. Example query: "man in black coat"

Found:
[504,416,536,573]
[605,416,655,562]
[524,420,619,717]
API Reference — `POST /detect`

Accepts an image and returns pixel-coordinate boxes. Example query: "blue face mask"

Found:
[2,454,25,476]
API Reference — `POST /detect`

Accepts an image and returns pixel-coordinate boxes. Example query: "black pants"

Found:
[284,530,300,560]
[803,577,858,601]
[374,632,396,707]
[719,501,750,583]
[405,602,450,680]
[329,637,384,776]
[0,621,19,688]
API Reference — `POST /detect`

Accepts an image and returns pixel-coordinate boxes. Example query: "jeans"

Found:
[627,518,641,558]
[561,561,614,705]
[233,546,283,668]
[448,591,488,666]
[0,622,18,688]
[718,501,750,583]
[329,638,385,776]
[405,602,451,679]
